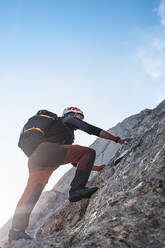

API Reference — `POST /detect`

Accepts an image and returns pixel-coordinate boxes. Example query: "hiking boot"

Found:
[69,187,99,202]
[8,229,32,241]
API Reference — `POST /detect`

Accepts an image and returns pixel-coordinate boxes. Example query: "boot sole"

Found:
[69,188,98,202]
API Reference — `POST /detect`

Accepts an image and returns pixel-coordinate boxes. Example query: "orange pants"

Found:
[11,143,96,230]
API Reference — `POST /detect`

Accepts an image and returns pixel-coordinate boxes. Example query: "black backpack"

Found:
[18,110,58,156]
[21,110,58,136]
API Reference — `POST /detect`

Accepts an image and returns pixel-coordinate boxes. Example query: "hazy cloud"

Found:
[136,39,165,80]
[135,1,165,80]
[158,0,165,26]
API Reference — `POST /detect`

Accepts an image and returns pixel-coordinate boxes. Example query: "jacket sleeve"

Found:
[62,116,102,136]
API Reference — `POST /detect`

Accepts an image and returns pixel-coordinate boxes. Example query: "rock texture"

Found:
[1,100,165,248]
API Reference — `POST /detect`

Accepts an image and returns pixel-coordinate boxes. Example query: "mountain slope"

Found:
[1,100,165,248]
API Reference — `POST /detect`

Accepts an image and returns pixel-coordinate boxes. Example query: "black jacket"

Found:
[45,115,102,145]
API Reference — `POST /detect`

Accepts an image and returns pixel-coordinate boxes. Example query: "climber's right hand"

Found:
[117,138,132,145]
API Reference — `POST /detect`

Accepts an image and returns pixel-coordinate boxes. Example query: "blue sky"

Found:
[0,0,165,229]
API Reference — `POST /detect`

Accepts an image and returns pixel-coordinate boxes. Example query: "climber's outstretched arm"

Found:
[99,130,132,144]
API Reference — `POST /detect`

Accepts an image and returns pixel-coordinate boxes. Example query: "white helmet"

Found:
[63,107,84,117]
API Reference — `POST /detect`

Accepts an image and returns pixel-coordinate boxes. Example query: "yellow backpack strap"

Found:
[37,114,56,120]
[23,127,45,135]
[36,110,57,120]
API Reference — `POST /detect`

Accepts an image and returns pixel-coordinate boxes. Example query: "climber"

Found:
[8,107,131,241]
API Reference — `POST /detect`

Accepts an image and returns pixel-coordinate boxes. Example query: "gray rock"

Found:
[1,99,165,248]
